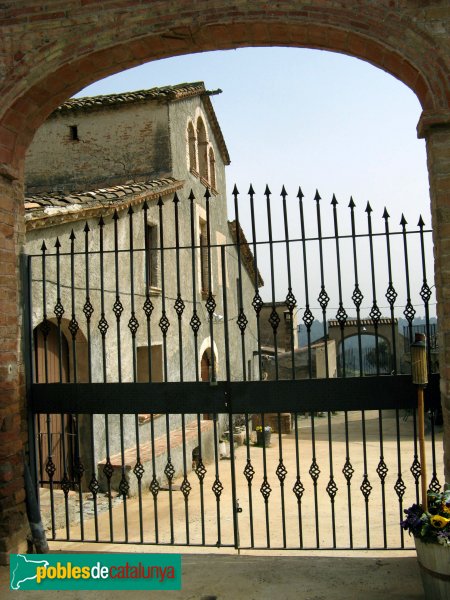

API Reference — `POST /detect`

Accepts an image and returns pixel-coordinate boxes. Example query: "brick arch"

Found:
[2,5,450,173]
[2,1,450,560]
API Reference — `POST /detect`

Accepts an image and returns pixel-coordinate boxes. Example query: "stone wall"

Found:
[25,101,170,192]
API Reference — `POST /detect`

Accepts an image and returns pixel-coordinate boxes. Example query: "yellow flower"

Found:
[442,504,450,515]
[430,515,450,529]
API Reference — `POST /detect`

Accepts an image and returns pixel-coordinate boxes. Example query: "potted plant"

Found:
[255,425,271,447]
[401,488,450,599]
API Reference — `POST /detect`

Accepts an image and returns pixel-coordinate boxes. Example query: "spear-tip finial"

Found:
[112,208,119,221]
[54,237,61,248]
[173,192,180,204]
[232,184,239,196]
[418,215,425,228]
[41,240,47,252]
[142,200,148,211]
[297,186,304,199]
[281,185,287,199]
[99,215,105,227]
[400,213,407,227]
[264,184,271,196]
[204,187,211,200]
[188,189,195,202]
[331,194,338,206]
[314,189,321,202]
[83,222,90,233]
[157,195,164,208]
[127,204,134,215]
[365,201,372,214]
[69,229,76,241]
[248,184,255,196]
[348,196,355,209]
[382,207,390,220]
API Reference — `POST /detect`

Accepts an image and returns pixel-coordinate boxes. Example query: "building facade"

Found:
[24,83,262,493]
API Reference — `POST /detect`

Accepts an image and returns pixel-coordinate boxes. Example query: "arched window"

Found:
[187,121,197,172]
[208,146,216,189]
[196,116,208,180]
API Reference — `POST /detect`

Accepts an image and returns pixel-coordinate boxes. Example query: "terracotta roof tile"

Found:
[24,177,183,230]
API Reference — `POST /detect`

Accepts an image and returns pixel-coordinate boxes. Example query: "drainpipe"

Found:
[24,460,49,553]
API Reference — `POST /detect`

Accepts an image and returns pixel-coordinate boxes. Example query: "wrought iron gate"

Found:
[25,184,443,550]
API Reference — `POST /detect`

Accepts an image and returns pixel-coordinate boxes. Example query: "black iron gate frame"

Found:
[24,185,442,551]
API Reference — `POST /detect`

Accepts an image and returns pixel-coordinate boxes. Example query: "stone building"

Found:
[2,1,450,562]
[24,82,262,493]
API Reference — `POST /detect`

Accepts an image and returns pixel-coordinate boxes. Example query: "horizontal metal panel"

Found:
[30,373,440,414]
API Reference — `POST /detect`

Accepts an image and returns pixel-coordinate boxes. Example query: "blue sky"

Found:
[77,47,429,223]
[76,48,434,317]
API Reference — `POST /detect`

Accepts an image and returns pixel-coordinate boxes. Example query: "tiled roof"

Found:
[24,177,183,230]
[51,81,230,166]
[54,82,207,113]
[228,220,264,288]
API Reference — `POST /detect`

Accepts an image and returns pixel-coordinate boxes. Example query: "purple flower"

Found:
[401,504,424,536]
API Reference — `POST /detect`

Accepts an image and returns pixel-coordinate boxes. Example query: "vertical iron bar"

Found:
[128,205,144,543]
[400,214,416,347]
[395,408,405,548]
[277,412,287,548]
[331,195,348,376]
[326,410,337,548]
[310,413,320,548]
[249,185,263,381]
[232,185,247,381]
[157,196,174,543]
[293,412,304,548]
[69,230,84,540]
[222,246,240,550]
[261,412,271,548]
[54,237,71,538]
[377,411,388,548]
[40,241,55,539]
[112,210,128,542]
[189,190,201,382]
[265,186,279,380]
[83,222,99,540]
[189,190,205,544]
[281,186,296,379]
[83,223,93,383]
[142,201,154,383]
[349,198,363,376]
[360,411,371,548]
[366,203,380,375]
[383,209,398,374]
[314,190,329,378]
[173,192,190,543]
[298,188,314,378]
[343,411,353,548]
[205,187,216,382]
[98,216,114,541]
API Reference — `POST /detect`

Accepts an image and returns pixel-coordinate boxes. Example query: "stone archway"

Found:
[1,2,450,561]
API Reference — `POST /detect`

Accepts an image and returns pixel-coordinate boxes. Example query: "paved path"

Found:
[0,552,424,599]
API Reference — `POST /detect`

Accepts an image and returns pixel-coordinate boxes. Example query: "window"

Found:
[69,125,79,141]
[187,121,197,172]
[145,224,159,289]
[196,117,208,180]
